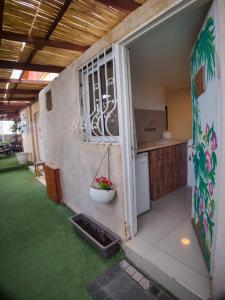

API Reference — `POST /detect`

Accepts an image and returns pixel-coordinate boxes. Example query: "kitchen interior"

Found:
[124,1,212,298]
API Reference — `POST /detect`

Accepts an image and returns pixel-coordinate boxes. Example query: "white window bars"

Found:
[73,46,119,143]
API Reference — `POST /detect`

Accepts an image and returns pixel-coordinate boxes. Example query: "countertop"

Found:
[137,139,188,153]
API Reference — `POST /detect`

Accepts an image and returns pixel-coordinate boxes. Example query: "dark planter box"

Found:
[70,214,120,258]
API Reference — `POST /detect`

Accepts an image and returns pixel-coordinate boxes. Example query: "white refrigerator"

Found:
[135,152,151,216]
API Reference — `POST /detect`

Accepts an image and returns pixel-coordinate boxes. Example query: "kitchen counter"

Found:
[137,139,188,153]
[142,141,188,200]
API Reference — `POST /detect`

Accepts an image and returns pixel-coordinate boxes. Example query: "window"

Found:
[46,90,52,111]
[76,47,119,143]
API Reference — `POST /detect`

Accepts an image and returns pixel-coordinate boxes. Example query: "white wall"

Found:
[131,71,166,111]
[39,66,126,240]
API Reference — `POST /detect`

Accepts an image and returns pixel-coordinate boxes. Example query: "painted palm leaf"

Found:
[197,17,215,80]
[191,17,215,80]
[191,16,217,272]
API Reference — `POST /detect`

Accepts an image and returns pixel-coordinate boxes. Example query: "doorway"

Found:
[117,0,220,298]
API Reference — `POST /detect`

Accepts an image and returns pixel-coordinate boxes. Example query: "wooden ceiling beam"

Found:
[0,109,18,113]
[0,89,39,95]
[0,108,27,113]
[0,97,36,101]
[0,60,64,73]
[0,108,20,111]
[0,103,28,109]
[0,0,4,45]
[0,78,50,85]
[1,31,89,52]
[95,0,140,12]
[0,111,17,113]
[14,0,73,103]
[45,0,74,40]
[25,0,74,64]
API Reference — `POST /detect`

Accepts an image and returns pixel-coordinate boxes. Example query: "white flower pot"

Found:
[16,152,29,164]
[90,187,115,204]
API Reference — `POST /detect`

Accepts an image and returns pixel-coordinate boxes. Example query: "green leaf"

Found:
[211,152,217,171]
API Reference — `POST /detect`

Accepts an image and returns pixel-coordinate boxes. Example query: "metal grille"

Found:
[73,46,119,143]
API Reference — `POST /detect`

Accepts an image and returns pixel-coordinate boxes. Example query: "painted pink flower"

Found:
[208,182,214,196]
[203,216,209,234]
[205,150,212,172]
[194,186,199,197]
[205,124,210,135]
[199,197,204,211]
[210,132,217,151]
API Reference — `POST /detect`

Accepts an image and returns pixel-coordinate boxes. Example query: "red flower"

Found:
[95,176,113,190]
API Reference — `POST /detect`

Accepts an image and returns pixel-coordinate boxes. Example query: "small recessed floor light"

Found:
[181,238,191,245]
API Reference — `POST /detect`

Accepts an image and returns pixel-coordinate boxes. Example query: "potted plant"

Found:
[90,176,115,203]
[10,119,29,164]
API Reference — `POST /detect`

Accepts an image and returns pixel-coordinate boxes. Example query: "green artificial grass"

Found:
[0,168,124,300]
[0,155,32,173]
[0,155,20,170]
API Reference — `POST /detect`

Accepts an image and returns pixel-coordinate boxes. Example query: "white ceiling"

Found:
[129,1,211,91]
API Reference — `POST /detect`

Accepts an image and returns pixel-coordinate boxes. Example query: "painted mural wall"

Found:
[191,4,220,272]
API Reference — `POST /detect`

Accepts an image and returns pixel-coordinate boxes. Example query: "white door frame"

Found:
[116,0,211,238]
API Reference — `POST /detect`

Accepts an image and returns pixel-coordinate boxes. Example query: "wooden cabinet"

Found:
[149,143,187,201]
[44,164,62,203]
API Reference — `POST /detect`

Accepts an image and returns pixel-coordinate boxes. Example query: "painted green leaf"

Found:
[191,16,217,270]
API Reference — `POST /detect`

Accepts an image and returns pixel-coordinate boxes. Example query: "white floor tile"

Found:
[152,193,192,220]
[125,236,153,255]
[138,209,181,244]
[142,247,211,300]
[124,186,211,300]
[156,219,209,278]
[170,186,192,200]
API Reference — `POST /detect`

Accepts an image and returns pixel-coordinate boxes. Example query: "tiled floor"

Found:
[124,186,211,300]
[87,260,174,300]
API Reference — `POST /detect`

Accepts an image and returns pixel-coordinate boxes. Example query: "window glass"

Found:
[78,47,119,142]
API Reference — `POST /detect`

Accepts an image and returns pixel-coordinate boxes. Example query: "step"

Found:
[122,241,211,300]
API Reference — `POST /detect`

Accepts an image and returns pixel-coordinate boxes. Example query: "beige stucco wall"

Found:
[166,88,192,139]
[38,0,189,241]
[37,0,225,297]
[39,67,126,240]
[20,101,39,162]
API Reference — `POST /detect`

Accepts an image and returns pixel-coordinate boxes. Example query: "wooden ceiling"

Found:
[0,0,145,119]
